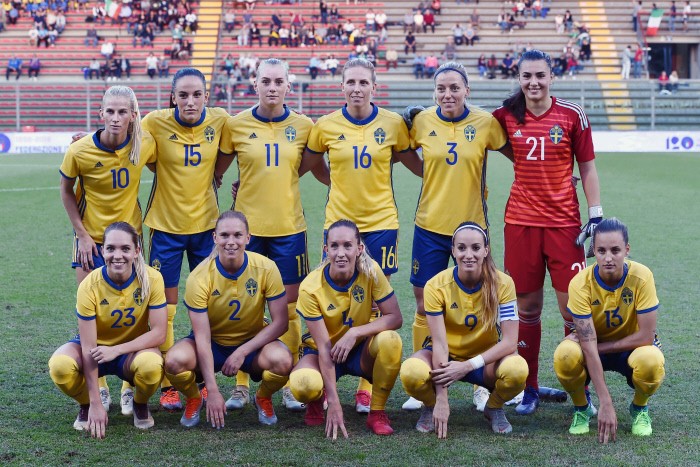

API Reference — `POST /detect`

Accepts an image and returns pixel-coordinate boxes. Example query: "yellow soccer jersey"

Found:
[143,107,232,235]
[184,252,286,347]
[306,105,410,232]
[424,268,517,360]
[76,266,167,346]
[59,131,157,243]
[296,260,394,349]
[411,106,507,236]
[567,260,659,343]
[226,105,313,236]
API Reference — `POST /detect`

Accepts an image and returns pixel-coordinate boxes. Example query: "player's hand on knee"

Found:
[221,351,244,376]
[71,131,88,143]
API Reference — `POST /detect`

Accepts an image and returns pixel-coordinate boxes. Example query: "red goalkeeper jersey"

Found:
[493,97,595,228]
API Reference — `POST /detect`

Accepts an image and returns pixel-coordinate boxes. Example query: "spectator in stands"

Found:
[682,0,691,31]
[567,54,581,77]
[224,9,235,33]
[158,54,170,78]
[268,25,280,46]
[100,58,112,80]
[422,8,435,33]
[633,43,643,78]
[308,53,321,80]
[329,3,339,23]
[487,53,499,79]
[117,54,132,80]
[404,10,414,33]
[554,12,565,34]
[532,0,541,18]
[376,10,387,30]
[405,30,417,54]
[342,18,355,40]
[500,53,517,78]
[620,45,632,79]
[431,0,441,15]
[289,24,300,47]
[86,57,100,79]
[325,54,339,77]
[245,0,256,11]
[413,53,425,79]
[477,53,488,78]
[45,8,57,29]
[383,48,397,70]
[564,9,574,32]
[319,0,329,24]
[146,51,158,79]
[92,2,106,24]
[553,53,567,77]
[498,8,509,33]
[515,1,526,17]
[8,5,18,26]
[249,22,262,46]
[185,11,197,34]
[471,8,480,27]
[101,38,115,60]
[55,10,65,33]
[452,23,465,45]
[169,39,181,59]
[424,53,438,77]
[27,54,40,80]
[464,22,479,46]
[442,37,457,61]
[365,8,375,31]
[632,1,643,32]
[119,2,132,26]
[37,25,50,47]
[28,26,39,46]
[178,39,192,60]
[658,70,670,93]
[669,1,677,31]
[413,9,424,33]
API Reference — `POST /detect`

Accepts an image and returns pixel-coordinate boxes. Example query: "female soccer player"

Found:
[163,211,292,429]
[142,67,234,410]
[60,85,156,415]
[400,222,528,437]
[299,58,421,412]
[223,58,317,413]
[402,62,508,411]
[492,49,603,414]
[48,222,167,438]
[554,218,665,443]
[289,220,403,438]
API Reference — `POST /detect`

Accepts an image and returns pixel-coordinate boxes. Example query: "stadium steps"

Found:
[190,0,224,82]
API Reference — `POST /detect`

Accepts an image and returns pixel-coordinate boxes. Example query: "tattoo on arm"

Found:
[574,318,596,342]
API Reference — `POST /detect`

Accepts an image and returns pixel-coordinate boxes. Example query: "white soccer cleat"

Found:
[99,387,111,412]
[473,386,491,412]
[402,396,423,411]
[121,388,134,416]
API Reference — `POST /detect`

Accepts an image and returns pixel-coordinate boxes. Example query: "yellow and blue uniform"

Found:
[554,260,665,408]
[409,106,507,287]
[306,105,410,274]
[143,107,232,287]
[59,131,156,268]
[226,105,313,284]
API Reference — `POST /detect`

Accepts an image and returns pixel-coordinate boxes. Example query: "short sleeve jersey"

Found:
[424,268,517,360]
[296,260,394,349]
[306,105,410,232]
[76,266,167,346]
[226,105,313,237]
[492,97,595,228]
[411,106,507,235]
[59,131,157,243]
[143,107,232,234]
[567,260,659,343]
[184,252,286,347]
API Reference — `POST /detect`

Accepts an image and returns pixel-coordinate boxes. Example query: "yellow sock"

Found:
[629,345,665,406]
[368,330,402,410]
[399,357,435,407]
[164,369,200,400]
[357,378,373,393]
[553,339,588,407]
[412,312,430,353]
[121,380,133,392]
[280,303,302,390]
[487,355,528,409]
[236,371,251,388]
[98,376,109,390]
[49,354,89,405]
[289,368,324,403]
[257,370,288,399]
[131,351,164,404]
[160,304,177,388]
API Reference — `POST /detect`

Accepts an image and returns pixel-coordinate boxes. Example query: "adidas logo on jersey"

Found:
[249,133,258,139]
[327,304,336,311]
[212,289,221,296]
[512,129,523,138]
[450,302,458,309]
[169,133,178,141]
[100,299,109,305]
[94,161,103,168]
[338,134,345,141]
[429,130,437,136]
[591,299,601,306]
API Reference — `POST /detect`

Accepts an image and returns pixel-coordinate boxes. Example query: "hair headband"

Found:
[452,224,488,245]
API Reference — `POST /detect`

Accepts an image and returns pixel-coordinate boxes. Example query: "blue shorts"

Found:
[69,336,133,384]
[301,337,371,383]
[586,350,635,389]
[410,225,453,288]
[149,229,214,288]
[248,231,308,285]
[323,228,399,276]
[71,237,105,269]
[185,332,261,382]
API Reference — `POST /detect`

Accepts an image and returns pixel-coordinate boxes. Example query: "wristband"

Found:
[467,354,485,370]
[588,205,603,219]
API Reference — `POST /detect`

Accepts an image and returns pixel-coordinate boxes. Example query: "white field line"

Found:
[0,179,153,193]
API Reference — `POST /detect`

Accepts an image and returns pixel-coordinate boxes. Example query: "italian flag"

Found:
[647,9,664,36]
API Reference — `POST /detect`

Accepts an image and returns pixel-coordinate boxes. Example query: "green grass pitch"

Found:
[0,151,698,465]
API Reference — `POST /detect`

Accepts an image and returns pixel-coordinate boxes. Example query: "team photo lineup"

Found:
[49,51,666,446]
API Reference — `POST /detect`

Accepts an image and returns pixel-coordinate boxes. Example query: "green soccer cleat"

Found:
[568,404,596,435]
[630,405,653,436]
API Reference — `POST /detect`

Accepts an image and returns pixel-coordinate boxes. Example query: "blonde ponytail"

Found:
[319,220,378,284]
[102,85,142,165]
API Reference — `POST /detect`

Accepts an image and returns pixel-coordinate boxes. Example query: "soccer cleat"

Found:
[73,404,89,431]
[160,386,182,411]
[630,405,653,436]
[483,406,513,434]
[180,396,203,428]
[585,388,598,417]
[99,387,111,412]
[282,387,306,412]
[402,396,423,411]
[505,390,523,406]
[366,410,394,436]
[355,390,371,414]
[200,386,208,407]
[473,386,490,412]
[225,385,249,410]
[120,388,134,416]
[515,386,540,415]
[133,402,154,429]
[254,394,278,426]
[415,405,435,433]
[538,386,568,402]
[304,396,325,426]
[568,405,596,435]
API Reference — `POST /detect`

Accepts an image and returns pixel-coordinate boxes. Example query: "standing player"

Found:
[289,220,403,438]
[402,62,509,411]
[492,49,603,414]
[48,222,167,438]
[400,222,527,437]
[60,86,156,416]
[222,58,317,413]
[164,211,292,428]
[143,68,234,410]
[554,218,665,442]
[299,58,421,413]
